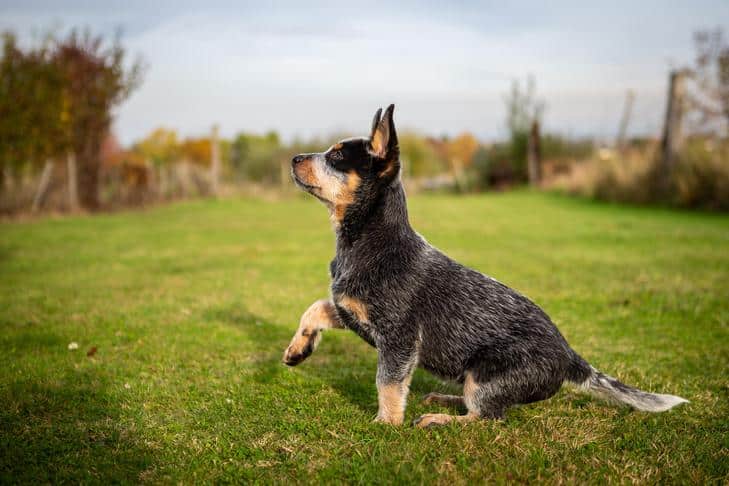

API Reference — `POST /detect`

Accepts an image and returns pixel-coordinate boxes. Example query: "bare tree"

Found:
[503,75,545,181]
[687,28,729,134]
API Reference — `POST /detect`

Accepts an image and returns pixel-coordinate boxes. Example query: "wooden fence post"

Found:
[527,120,541,185]
[210,124,220,196]
[659,70,688,176]
[616,90,634,153]
[32,160,54,212]
[67,153,79,210]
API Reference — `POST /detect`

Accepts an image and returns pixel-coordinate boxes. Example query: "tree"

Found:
[180,137,212,166]
[135,128,180,167]
[53,28,143,210]
[0,32,68,188]
[399,132,446,178]
[689,28,729,134]
[446,133,479,168]
[504,76,544,181]
[445,133,479,190]
[229,131,282,183]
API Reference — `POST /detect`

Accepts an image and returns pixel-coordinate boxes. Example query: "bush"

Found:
[673,140,729,210]
[549,138,729,211]
[400,132,447,178]
[230,132,283,184]
[467,144,516,190]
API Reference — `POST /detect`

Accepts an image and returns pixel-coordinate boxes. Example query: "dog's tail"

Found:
[565,353,688,412]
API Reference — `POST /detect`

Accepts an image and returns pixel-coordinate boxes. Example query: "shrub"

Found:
[672,139,729,210]
[549,139,729,211]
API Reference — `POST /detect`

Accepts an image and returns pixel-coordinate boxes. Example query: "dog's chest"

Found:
[330,259,379,346]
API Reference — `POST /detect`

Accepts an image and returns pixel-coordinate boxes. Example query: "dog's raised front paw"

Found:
[282,345,310,366]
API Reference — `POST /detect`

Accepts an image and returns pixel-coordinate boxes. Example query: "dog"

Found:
[283,104,687,427]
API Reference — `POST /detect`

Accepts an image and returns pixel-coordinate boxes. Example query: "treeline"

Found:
[4,25,724,214]
[117,75,593,194]
[0,27,597,214]
[113,125,595,193]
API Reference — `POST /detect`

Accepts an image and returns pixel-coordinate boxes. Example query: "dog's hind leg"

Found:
[413,412,479,427]
[414,372,504,428]
[421,393,465,409]
[283,299,343,366]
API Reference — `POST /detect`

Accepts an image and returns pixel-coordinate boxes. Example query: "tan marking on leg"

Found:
[283,299,342,366]
[403,370,414,390]
[463,371,483,416]
[336,295,368,323]
[413,412,479,429]
[422,393,465,408]
[374,383,407,425]
[301,299,339,328]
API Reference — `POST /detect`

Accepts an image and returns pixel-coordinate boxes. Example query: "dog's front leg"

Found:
[283,299,343,366]
[374,347,417,426]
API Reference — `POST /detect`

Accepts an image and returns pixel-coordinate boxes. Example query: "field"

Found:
[1,191,727,484]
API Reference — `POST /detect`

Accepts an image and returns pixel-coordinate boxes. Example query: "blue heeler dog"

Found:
[283,104,687,427]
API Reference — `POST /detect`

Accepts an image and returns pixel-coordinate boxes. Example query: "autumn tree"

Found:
[53,28,143,210]
[446,133,478,168]
[445,133,479,190]
[135,128,180,167]
[0,32,68,190]
[180,137,212,166]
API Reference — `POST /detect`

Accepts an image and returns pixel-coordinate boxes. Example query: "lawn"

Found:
[0,191,727,484]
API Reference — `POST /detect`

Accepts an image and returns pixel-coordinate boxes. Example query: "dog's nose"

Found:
[292,154,305,166]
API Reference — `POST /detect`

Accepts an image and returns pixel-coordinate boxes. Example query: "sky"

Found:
[1,1,728,145]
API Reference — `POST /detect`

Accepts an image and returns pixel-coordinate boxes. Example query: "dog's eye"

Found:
[329,151,344,161]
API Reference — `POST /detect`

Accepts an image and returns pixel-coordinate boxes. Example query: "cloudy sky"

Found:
[2,1,727,145]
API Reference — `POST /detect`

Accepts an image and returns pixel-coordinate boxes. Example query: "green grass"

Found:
[1,191,727,484]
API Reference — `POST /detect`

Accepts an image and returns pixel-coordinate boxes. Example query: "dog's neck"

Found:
[334,180,414,253]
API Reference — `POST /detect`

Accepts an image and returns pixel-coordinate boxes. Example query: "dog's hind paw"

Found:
[413,413,453,428]
[414,412,479,428]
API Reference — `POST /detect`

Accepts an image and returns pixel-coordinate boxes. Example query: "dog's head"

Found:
[291,104,399,225]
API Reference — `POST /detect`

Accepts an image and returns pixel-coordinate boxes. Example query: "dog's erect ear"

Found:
[370,107,382,141]
[368,104,399,165]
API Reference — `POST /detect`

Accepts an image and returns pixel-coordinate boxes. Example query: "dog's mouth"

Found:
[291,173,320,192]
[291,171,332,205]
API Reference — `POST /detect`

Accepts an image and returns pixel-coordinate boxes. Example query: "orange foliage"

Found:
[135,127,179,166]
[180,137,212,167]
[447,133,479,167]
